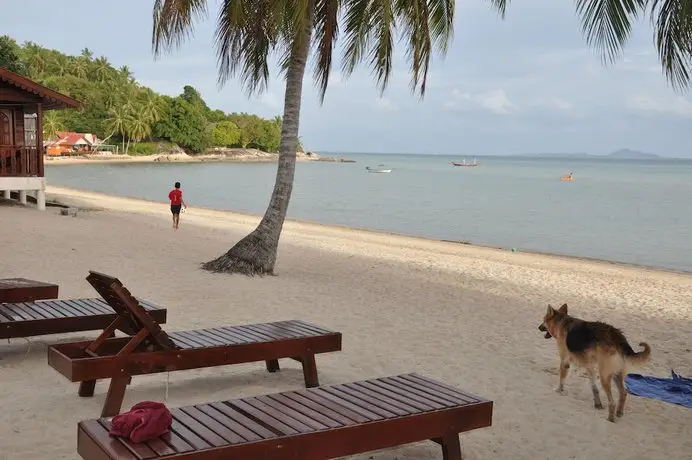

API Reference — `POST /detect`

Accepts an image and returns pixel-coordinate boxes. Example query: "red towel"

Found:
[109,401,172,443]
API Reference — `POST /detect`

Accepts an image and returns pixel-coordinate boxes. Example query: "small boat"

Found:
[366,166,392,173]
[560,173,574,181]
[451,157,479,167]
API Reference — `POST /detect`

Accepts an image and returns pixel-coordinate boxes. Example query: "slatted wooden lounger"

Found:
[0,297,167,341]
[49,271,343,417]
[77,373,493,460]
[0,277,59,303]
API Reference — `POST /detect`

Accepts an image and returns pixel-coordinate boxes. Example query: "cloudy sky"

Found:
[3,0,691,157]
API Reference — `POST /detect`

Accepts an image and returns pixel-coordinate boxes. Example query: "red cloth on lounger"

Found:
[109,401,172,443]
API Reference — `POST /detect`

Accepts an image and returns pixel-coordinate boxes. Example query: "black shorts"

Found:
[171,204,182,215]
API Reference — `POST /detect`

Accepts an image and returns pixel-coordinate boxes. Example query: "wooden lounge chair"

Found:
[0,277,59,303]
[77,373,493,460]
[0,297,167,340]
[49,271,343,417]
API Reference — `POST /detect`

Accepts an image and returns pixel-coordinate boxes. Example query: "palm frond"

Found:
[429,0,455,52]
[650,0,692,91]
[341,0,372,78]
[368,0,396,94]
[215,0,284,94]
[152,0,208,57]
[312,0,341,102]
[485,0,509,18]
[574,0,645,64]
[395,0,432,97]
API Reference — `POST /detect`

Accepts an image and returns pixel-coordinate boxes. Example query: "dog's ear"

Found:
[546,305,555,316]
[558,303,568,314]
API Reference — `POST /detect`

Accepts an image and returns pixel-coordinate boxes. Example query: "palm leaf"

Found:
[152,0,209,56]
[574,0,646,64]
[341,0,372,78]
[312,0,341,101]
[215,0,285,94]
[650,0,692,91]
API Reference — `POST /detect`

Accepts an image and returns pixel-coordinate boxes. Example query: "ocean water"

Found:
[45,153,692,272]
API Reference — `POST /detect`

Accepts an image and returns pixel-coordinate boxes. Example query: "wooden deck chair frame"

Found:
[49,271,342,417]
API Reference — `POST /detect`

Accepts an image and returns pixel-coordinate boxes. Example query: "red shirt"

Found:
[168,189,182,206]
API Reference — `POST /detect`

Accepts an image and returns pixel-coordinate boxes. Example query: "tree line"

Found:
[0,36,288,154]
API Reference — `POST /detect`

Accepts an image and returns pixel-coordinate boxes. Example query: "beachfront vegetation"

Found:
[0,35,288,154]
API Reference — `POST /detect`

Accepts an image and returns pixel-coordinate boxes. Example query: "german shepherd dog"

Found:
[538,304,651,422]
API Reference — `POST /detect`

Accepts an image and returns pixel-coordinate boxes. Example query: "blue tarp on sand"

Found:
[625,370,692,408]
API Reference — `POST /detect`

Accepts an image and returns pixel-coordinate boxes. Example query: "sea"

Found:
[45,153,692,273]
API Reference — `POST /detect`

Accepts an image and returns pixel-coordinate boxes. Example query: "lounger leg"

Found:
[301,353,319,388]
[265,359,281,373]
[78,380,97,398]
[101,377,130,417]
[438,433,462,460]
[79,331,117,397]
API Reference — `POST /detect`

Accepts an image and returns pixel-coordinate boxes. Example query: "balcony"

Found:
[0,146,41,177]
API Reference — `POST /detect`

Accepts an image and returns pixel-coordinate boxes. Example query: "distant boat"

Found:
[366,166,392,173]
[451,157,479,167]
[560,173,574,182]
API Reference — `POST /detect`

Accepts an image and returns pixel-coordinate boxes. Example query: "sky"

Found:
[2,0,691,157]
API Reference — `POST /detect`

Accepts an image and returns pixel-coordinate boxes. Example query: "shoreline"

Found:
[43,152,350,166]
[45,185,692,279]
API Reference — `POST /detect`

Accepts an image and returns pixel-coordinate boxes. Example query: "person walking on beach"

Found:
[168,181,186,230]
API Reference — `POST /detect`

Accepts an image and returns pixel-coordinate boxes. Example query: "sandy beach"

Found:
[43,149,333,166]
[0,186,690,460]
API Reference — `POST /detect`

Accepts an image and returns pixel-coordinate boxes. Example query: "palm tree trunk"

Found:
[202,5,314,275]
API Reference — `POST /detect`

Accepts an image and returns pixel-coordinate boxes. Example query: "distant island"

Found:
[530,149,661,160]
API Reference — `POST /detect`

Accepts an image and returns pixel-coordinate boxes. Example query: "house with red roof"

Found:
[45,131,100,156]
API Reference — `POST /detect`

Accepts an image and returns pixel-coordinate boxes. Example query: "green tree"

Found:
[0,35,27,75]
[126,109,153,151]
[105,107,129,153]
[211,121,241,147]
[153,96,211,153]
[93,56,112,82]
[143,91,166,123]
[22,41,46,76]
[43,111,66,140]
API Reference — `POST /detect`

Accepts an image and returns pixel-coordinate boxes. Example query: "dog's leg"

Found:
[556,360,570,394]
[587,367,603,409]
[614,372,627,417]
[599,373,616,422]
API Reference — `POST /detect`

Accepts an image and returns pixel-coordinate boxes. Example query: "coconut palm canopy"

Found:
[151,0,692,275]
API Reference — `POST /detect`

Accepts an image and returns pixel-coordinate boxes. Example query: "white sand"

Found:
[0,186,690,460]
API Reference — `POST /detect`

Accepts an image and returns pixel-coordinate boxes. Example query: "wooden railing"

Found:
[0,146,41,177]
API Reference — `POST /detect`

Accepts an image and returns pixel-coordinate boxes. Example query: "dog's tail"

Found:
[623,342,651,367]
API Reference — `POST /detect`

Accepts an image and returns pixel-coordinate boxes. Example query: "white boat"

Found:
[366,166,392,173]
[451,157,479,167]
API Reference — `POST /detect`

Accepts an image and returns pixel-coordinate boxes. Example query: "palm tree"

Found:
[126,109,153,152]
[152,1,692,276]
[43,111,65,140]
[143,91,166,123]
[22,41,46,77]
[119,65,135,83]
[80,48,94,61]
[94,56,112,82]
[104,107,128,154]
[70,57,88,79]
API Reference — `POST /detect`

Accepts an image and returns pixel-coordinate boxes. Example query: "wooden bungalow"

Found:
[0,67,80,210]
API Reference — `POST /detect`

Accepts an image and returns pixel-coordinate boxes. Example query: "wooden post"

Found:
[36,103,44,177]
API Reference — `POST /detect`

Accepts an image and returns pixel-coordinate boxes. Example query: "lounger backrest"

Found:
[86,271,176,350]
